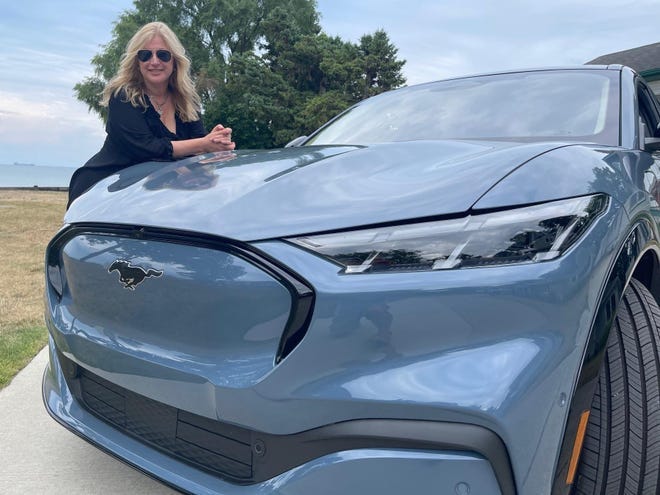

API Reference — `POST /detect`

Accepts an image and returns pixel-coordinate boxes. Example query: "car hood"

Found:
[66,140,570,240]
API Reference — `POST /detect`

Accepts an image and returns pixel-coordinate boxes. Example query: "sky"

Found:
[2,0,660,168]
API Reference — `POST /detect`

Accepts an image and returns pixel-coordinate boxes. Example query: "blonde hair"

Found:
[101,22,201,122]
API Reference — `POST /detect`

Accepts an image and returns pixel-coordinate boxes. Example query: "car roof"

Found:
[398,65,627,92]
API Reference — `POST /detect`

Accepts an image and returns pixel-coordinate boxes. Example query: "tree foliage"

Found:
[75,0,406,149]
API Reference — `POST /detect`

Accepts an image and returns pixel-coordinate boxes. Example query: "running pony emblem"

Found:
[108,259,163,290]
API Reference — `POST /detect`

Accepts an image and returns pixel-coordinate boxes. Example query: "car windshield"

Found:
[305,69,620,146]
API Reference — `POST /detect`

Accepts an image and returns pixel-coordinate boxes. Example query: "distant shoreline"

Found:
[0,186,68,191]
[0,163,74,189]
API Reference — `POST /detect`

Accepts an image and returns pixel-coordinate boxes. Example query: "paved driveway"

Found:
[0,347,178,495]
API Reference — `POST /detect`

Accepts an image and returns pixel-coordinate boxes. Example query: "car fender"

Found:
[550,216,658,494]
[472,145,643,213]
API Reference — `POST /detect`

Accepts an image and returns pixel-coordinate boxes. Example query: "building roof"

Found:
[587,42,660,73]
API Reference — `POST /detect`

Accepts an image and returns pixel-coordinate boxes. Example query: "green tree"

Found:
[75,0,406,149]
[207,52,298,148]
[359,29,407,98]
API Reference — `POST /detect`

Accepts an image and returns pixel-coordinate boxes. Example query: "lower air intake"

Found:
[74,366,254,482]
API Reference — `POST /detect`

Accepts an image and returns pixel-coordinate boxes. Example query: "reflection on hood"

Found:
[107,152,238,192]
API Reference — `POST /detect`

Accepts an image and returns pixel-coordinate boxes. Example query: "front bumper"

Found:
[43,338,507,495]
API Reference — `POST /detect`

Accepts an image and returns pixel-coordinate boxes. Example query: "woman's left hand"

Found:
[210,124,235,149]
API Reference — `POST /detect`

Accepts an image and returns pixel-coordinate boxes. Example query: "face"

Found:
[138,35,174,90]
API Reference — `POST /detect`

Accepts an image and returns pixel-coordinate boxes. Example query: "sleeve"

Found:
[184,117,207,139]
[106,94,174,162]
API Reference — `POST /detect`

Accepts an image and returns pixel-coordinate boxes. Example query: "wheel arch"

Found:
[551,217,659,494]
[630,245,660,304]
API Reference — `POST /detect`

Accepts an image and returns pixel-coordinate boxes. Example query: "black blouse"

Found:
[83,90,206,169]
[67,90,207,208]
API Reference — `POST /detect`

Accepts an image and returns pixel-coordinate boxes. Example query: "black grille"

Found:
[75,367,254,482]
[56,354,514,494]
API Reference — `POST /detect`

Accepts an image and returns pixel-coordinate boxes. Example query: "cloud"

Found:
[4,0,660,167]
[0,90,105,166]
[318,0,660,85]
[0,0,131,166]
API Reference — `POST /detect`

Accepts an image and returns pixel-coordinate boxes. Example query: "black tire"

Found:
[573,278,660,494]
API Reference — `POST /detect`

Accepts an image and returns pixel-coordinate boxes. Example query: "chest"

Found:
[160,112,176,134]
[146,106,179,138]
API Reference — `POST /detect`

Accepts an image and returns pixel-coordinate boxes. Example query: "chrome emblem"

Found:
[108,259,163,290]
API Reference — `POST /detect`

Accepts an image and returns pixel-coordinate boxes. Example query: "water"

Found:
[0,163,75,188]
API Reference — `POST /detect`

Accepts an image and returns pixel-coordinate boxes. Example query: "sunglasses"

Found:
[137,49,172,63]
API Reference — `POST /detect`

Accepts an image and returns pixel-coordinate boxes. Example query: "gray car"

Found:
[44,65,660,494]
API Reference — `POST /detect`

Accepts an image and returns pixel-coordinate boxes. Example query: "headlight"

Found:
[289,194,608,273]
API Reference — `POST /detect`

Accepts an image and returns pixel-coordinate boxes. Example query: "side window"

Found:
[638,82,660,139]
[638,80,660,204]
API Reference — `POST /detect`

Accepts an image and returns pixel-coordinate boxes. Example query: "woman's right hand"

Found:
[206,124,235,151]
[171,124,236,158]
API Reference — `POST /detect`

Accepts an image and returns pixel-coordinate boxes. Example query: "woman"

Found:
[67,21,235,207]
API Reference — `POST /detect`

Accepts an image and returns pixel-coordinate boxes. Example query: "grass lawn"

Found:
[0,189,67,388]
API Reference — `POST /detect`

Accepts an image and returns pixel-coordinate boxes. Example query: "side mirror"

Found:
[639,120,660,152]
[645,137,660,152]
[285,136,308,148]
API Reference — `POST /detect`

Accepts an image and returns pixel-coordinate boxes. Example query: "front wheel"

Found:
[573,278,660,493]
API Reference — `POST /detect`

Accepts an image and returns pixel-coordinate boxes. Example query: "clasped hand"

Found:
[207,124,235,151]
